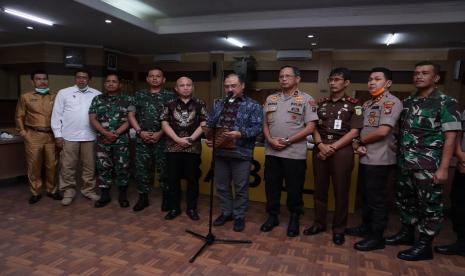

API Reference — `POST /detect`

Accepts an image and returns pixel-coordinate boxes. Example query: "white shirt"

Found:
[51,85,101,141]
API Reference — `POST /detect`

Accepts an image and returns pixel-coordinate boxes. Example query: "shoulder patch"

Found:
[318,97,329,104]
[354,106,363,116]
[346,96,359,104]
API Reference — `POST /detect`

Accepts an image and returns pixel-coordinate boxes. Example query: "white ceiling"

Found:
[0,0,464,54]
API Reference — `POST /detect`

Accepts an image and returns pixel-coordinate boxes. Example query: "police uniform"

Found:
[15,90,58,196]
[397,89,461,236]
[128,89,176,194]
[88,94,131,190]
[263,90,318,216]
[313,95,363,233]
[356,91,402,238]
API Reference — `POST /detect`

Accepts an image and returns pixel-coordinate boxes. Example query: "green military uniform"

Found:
[398,89,461,236]
[89,94,131,189]
[129,89,175,193]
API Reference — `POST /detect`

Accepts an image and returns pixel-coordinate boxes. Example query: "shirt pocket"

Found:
[286,106,303,125]
[64,96,81,112]
[412,110,440,130]
[364,108,381,127]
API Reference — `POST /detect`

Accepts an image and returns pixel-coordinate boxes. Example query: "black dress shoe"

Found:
[345,225,370,237]
[260,215,279,232]
[354,237,385,251]
[385,225,415,246]
[46,192,63,200]
[187,209,200,221]
[164,210,181,220]
[29,195,42,204]
[287,213,300,237]
[213,214,233,226]
[333,233,345,245]
[303,225,326,236]
[434,241,465,256]
[234,218,245,232]
[397,234,433,261]
[133,193,149,212]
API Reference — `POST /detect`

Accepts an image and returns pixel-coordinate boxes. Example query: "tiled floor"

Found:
[0,179,464,275]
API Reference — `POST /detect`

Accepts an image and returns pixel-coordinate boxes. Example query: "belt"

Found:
[322,134,341,143]
[26,126,52,133]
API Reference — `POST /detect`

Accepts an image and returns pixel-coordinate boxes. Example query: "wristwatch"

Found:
[284,137,292,146]
[136,129,142,135]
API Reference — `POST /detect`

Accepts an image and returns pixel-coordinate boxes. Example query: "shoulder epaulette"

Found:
[346,96,359,104]
[318,97,329,104]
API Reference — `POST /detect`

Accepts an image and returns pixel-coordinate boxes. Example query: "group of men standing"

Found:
[15,61,464,261]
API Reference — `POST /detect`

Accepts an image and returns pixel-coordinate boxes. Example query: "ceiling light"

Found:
[311,42,317,46]
[105,19,112,23]
[3,8,54,26]
[225,37,245,48]
[101,0,163,19]
[26,26,34,30]
[307,34,315,38]
[385,33,398,46]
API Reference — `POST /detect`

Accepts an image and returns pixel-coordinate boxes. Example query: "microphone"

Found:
[224,91,234,104]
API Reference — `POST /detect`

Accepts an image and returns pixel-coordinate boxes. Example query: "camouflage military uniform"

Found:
[89,94,131,189]
[129,89,176,193]
[398,89,461,236]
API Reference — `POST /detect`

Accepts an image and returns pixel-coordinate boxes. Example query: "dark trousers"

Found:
[451,170,465,240]
[264,155,307,215]
[166,152,200,211]
[313,145,354,233]
[356,164,393,237]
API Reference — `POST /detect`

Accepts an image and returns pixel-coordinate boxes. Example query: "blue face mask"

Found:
[35,87,50,94]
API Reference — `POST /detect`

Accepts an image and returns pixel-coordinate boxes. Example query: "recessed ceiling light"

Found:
[105,19,112,23]
[307,34,315,38]
[311,42,317,46]
[225,37,245,48]
[26,26,34,30]
[385,33,398,46]
[3,8,54,26]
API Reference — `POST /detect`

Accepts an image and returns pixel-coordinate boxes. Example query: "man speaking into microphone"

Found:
[205,73,262,232]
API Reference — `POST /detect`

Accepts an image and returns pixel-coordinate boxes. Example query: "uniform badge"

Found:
[270,95,278,102]
[344,104,348,108]
[355,106,362,116]
[295,96,303,103]
[368,111,377,125]
[383,101,395,115]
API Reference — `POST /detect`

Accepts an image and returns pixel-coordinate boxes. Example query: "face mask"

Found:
[78,85,89,92]
[35,87,50,94]
[369,87,384,97]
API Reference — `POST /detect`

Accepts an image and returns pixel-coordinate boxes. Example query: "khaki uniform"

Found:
[313,95,363,233]
[263,90,318,215]
[356,91,402,238]
[15,91,57,196]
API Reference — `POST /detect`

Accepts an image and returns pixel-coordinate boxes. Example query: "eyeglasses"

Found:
[327,77,345,83]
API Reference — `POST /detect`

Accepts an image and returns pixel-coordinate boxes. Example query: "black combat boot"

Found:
[133,193,149,212]
[118,186,130,208]
[94,188,111,208]
[161,191,169,212]
[385,225,415,246]
[287,213,300,237]
[397,234,434,261]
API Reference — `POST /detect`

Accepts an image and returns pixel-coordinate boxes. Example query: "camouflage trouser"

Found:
[396,168,443,236]
[96,143,130,189]
[135,140,167,194]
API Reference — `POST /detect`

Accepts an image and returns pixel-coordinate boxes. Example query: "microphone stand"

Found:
[186,95,252,263]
